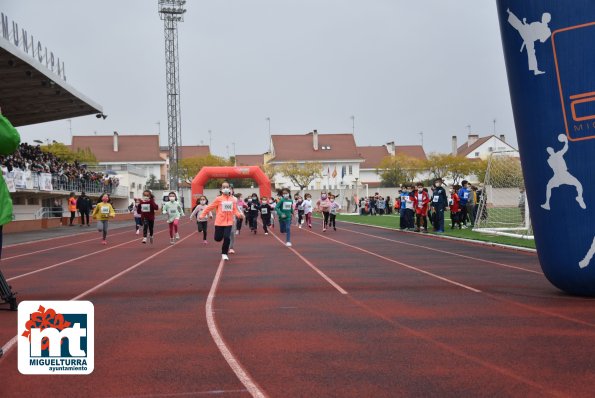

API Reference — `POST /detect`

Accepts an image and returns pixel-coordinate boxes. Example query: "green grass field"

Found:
[314,213,536,249]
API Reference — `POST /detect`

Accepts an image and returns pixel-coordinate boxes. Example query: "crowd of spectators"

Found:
[0,143,119,193]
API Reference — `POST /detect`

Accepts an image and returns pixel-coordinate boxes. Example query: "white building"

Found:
[453,134,518,159]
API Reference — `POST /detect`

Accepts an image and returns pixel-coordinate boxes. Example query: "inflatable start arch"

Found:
[191,166,272,202]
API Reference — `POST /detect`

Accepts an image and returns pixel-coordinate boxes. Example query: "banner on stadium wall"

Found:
[24,170,34,190]
[39,173,53,191]
[13,169,26,189]
[496,0,595,295]
[5,177,16,193]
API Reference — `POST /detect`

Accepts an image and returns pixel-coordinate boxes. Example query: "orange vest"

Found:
[68,197,77,212]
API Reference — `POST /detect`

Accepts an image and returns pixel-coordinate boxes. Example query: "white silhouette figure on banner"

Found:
[541,134,586,210]
[580,237,595,269]
[507,8,552,75]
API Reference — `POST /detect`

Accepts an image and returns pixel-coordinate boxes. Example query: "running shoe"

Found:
[235,230,239,235]
[142,238,147,244]
[333,227,337,231]
[170,238,175,245]
[175,233,180,240]
[150,236,154,244]
[222,254,229,261]
[298,224,302,229]
[323,228,327,232]
[286,242,292,247]
[136,229,140,235]
[203,240,208,244]
[265,232,269,235]
[102,240,107,245]
[229,249,235,254]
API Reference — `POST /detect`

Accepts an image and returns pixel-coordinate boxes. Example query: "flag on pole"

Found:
[332,166,337,178]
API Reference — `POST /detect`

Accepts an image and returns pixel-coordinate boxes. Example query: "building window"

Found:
[474,152,480,157]
[349,165,353,175]
[131,182,135,188]
[130,192,134,199]
[488,147,494,152]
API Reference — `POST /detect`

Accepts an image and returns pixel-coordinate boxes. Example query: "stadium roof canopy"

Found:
[0,37,102,127]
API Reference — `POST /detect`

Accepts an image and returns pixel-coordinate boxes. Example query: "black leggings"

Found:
[261,215,271,233]
[214,225,233,254]
[329,213,337,228]
[197,221,208,240]
[236,217,243,231]
[70,211,76,225]
[322,211,330,228]
[80,211,90,225]
[143,219,154,237]
[297,210,304,225]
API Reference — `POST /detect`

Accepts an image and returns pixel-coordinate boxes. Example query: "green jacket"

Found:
[275,197,294,220]
[162,200,184,223]
[0,115,21,226]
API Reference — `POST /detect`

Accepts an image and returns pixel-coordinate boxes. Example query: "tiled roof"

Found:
[271,132,363,162]
[357,145,427,169]
[71,134,163,162]
[235,154,265,166]
[395,145,427,160]
[457,136,493,157]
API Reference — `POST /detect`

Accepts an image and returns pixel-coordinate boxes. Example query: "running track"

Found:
[0,217,594,397]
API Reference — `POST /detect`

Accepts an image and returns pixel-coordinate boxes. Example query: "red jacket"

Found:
[449,193,460,213]
[137,199,159,221]
[413,190,430,215]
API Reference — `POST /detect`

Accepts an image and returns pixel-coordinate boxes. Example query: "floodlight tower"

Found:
[158,0,186,191]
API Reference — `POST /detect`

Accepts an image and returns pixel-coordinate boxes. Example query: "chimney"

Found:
[113,131,119,152]
[451,135,458,156]
[385,141,395,156]
[312,129,319,150]
[467,134,479,146]
[499,134,506,142]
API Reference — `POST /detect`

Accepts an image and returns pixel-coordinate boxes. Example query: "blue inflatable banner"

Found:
[496,1,595,295]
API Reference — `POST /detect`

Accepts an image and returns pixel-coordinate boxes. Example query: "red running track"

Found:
[0,217,594,397]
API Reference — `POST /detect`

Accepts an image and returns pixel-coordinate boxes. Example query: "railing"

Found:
[12,207,132,221]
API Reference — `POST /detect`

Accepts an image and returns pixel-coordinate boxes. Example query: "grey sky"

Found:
[3,0,515,157]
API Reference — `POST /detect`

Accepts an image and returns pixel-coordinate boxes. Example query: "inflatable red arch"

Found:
[191,166,272,203]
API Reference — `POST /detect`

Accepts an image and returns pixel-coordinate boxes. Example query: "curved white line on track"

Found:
[205,258,268,398]
[0,232,196,359]
[270,230,348,295]
[303,228,481,293]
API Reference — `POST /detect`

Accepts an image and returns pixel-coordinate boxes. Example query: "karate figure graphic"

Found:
[580,236,595,269]
[541,134,586,210]
[507,8,552,75]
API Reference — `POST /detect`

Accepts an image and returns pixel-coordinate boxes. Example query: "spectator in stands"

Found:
[77,191,92,227]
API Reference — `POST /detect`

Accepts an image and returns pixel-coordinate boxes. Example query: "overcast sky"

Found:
[3,0,516,157]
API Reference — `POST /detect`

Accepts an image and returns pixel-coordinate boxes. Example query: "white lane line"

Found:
[303,228,481,293]
[331,222,542,275]
[0,232,196,360]
[206,258,268,398]
[270,230,348,295]
[2,229,132,261]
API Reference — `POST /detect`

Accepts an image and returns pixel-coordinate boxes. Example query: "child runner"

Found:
[302,193,313,228]
[449,185,462,229]
[138,189,159,244]
[268,197,277,229]
[235,193,245,235]
[248,193,260,234]
[199,181,244,261]
[405,185,416,230]
[413,183,430,233]
[92,193,115,245]
[228,186,240,254]
[316,192,332,232]
[132,198,142,235]
[328,194,341,231]
[190,195,212,244]
[259,196,272,235]
[276,188,294,246]
[295,195,305,227]
[162,191,184,244]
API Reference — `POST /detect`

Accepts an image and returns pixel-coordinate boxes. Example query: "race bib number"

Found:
[433,195,440,203]
[168,208,177,215]
[222,201,233,212]
[100,206,109,214]
[463,192,469,199]
[283,201,293,211]
[141,204,151,212]
[330,207,337,215]
[261,208,268,215]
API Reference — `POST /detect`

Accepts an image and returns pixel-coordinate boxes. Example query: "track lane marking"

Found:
[206,258,268,398]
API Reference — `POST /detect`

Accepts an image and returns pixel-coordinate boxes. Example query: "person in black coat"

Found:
[76,191,92,226]
[430,178,448,233]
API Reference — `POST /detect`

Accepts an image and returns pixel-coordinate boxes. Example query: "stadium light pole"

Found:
[158,0,186,191]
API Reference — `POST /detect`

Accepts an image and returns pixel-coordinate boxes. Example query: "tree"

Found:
[447,156,475,184]
[377,154,420,187]
[179,154,231,188]
[146,174,167,190]
[423,153,452,180]
[42,142,97,164]
[277,162,322,191]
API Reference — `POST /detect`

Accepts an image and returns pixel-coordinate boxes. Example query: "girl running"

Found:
[295,194,304,227]
[199,181,244,261]
[302,193,313,229]
[132,198,142,235]
[247,193,260,233]
[260,196,272,235]
[275,188,294,246]
[92,193,115,245]
[235,193,245,235]
[138,189,159,244]
[316,192,332,232]
[268,197,277,229]
[328,194,341,231]
[162,191,184,244]
[190,195,212,244]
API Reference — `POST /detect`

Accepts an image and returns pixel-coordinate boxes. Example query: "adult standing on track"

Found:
[76,191,92,227]
[200,181,244,261]
[431,178,448,233]
[0,107,20,309]
[68,192,78,226]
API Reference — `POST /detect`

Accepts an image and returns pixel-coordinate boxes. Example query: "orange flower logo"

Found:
[21,305,72,350]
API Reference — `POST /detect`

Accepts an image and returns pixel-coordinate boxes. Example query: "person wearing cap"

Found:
[430,177,448,233]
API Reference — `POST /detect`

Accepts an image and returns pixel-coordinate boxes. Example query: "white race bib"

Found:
[330,207,337,215]
[222,201,233,212]
[433,195,440,203]
[261,208,268,215]
[141,204,151,212]
[283,201,293,211]
[100,206,109,214]
[168,207,177,215]
[463,192,469,199]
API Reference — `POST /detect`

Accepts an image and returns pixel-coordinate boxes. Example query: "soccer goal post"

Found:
[473,151,533,239]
